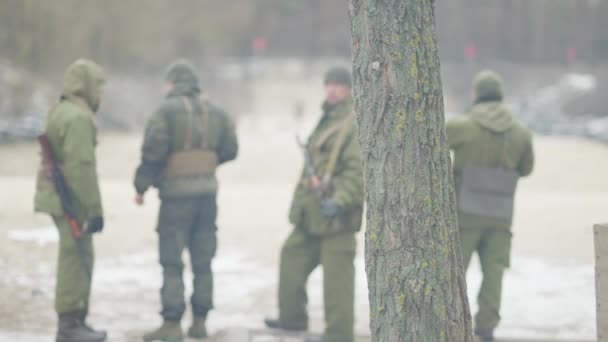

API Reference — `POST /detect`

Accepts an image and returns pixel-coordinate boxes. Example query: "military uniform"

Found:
[447,71,534,340]
[268,68,364,342]
[134,60,238,341]
[34,59,107,342]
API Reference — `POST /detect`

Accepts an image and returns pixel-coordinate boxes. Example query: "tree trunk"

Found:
[348,1,473,341]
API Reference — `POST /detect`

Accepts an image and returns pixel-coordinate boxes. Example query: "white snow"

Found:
[0,331,49,341]
[7,226,58,246]
[564,74,596,92]
[468,256,595,340]
[91,250,598,340]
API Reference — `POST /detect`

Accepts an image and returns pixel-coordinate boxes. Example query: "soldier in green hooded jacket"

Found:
[134,59,238,342]
[34,59,107,342]
[447,70,534,341]
[264,67,364,342]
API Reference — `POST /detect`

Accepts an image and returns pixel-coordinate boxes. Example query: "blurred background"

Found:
[1,0,607,135]
[0,1,607,341]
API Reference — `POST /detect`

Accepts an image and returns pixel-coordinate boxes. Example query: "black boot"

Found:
[264,318,307,332]
[56,312,107,342]
[188,316,208,339]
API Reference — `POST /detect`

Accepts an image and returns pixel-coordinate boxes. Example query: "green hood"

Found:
[469,102,514,133]
[62,59,105,112]
[165,59,200,97]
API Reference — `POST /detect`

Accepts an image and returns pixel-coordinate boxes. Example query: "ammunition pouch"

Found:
[161,97,218,179]
[163,149,218,178]
[457,127,520,221]
[457,166,518,220]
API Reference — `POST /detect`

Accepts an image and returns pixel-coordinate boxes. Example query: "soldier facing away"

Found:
[264,67,364,342]
[447,70,535,341]
[34,59,107,342]
[134,59,238,341]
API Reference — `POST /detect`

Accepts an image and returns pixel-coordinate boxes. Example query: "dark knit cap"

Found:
[324,66,352,87]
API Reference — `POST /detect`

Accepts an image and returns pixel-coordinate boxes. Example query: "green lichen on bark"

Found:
[397,292,406,308]
[392,51,402,62]
[349,0,474,341]
[409,54,418,79]
[395,109,407,137]
[415,109,424,122]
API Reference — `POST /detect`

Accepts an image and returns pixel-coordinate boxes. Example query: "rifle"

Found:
[296,135,326,199]
[38,134,91,280]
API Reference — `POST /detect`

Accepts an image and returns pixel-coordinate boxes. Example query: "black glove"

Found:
[320,199,342,219]
[88,216,104,234]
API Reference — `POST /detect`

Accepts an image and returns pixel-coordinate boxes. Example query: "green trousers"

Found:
[53,215,93,315]
[157,194,217,321]
[278,228,356,342]
[460,227,512,335]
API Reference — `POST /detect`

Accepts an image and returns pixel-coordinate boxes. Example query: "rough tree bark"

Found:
[348,1,473,341]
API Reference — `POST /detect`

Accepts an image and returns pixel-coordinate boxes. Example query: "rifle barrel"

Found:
[38,134,91,280]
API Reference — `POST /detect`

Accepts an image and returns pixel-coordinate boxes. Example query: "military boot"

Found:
[75,311,108,337]
[187,316,208,339]
[474,330,494,342]
[143,321,184,342]
[264,318,307,332]
[56,312,107,342]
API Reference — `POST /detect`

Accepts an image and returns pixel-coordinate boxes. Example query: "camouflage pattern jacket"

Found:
[134,87,238,198]
[289,96,364,236]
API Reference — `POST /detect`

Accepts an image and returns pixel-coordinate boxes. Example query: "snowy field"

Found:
[0,102,606,341]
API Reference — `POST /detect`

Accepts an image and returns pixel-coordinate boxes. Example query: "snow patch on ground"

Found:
[94,250,597,340]
[0,331,50,341]
[0,248,596,341]
[468,256,595,340]
[7,226,58,246]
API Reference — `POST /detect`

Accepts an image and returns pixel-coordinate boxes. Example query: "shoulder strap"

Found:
[200,100,210,149]
[323,112,355,180]
[180,97,210,150]
[180,97,194,150]
[315,120,346,149]
[481,128,511,169]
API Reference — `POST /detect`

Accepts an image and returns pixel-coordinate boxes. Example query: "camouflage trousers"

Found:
[278,228,356,342]
[461,227,512,335]
[157,194,217,321]
[53,215,94,315]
